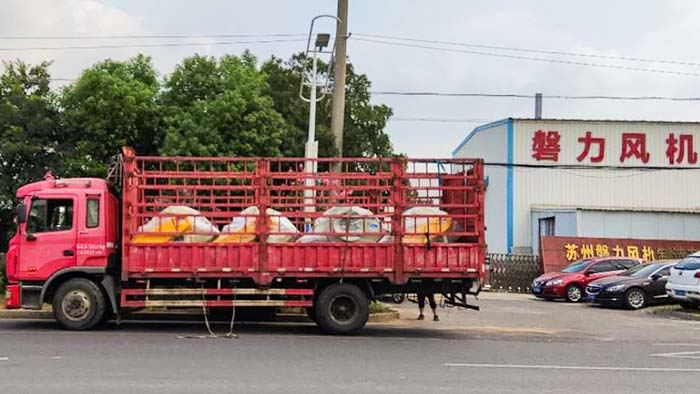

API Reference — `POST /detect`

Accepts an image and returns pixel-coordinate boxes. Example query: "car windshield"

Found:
[675,256,700,270]
[621,263,662,278]
[561,260,592,273]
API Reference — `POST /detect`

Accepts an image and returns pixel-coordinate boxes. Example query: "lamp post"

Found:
[299,15,339,230]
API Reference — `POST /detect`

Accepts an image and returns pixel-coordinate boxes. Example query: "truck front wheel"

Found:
[52,278,106,331]
[315,283,369,335]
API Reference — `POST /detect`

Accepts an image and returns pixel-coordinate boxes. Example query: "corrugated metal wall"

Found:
[512,119,700,251]
[453,120,509,253]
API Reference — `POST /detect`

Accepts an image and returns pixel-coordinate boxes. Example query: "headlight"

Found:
[606,284,626,292]
[546,279,563,286]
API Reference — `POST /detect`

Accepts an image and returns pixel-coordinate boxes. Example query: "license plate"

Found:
[676,290,687,297]
[587,294,596,302]
[532,286,542,294]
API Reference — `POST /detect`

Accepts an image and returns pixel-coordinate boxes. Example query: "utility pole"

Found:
[300,15,338,230]
[534,92,543,119]
[330,0,348,159]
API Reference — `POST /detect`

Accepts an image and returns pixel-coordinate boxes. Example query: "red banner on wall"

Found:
[540,236,700,273]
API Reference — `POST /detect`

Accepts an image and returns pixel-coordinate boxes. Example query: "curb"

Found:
[368,310,400,323]
[650,308,700,322]
[0,309,401,323]
[0,310,53,319]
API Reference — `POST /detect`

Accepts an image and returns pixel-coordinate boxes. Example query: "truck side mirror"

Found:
[16,202,27,224]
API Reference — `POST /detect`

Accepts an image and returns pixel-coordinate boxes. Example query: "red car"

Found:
[531,257,643,302]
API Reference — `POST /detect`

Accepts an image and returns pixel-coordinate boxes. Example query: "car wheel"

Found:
[391,293,406,304]
[52,278,106,331]
[680,301,698,310]
[565,284,583,303]
[623,288,647,310]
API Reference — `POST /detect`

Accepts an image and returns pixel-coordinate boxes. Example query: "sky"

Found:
[1,0,700,157]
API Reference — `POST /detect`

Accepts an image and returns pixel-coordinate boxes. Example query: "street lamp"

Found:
[299,15,339,230]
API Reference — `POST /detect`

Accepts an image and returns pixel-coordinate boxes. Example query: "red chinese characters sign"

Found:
[530,129,700,165]
[540,236,700,273]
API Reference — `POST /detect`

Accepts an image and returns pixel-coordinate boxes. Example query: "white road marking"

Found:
[50,356,62,360]
[650,351,700,360]
[652,343,700,347]
[444,363,700,372]
[0,357,8,361]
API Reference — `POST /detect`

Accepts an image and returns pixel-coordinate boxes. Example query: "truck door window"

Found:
[27,199,74,233]
[86,199,99,228]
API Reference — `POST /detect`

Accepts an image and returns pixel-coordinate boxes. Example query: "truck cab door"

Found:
[18,196,78,281]
[76,194,109,266]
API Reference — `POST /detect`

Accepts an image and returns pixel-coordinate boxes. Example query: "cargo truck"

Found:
[4,148,485,334]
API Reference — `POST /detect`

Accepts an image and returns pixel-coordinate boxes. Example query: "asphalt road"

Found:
[2,293,700,394]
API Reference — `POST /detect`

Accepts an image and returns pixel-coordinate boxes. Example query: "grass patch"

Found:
[369,301,392,314]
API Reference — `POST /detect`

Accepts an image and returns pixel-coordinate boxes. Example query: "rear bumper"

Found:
[4,284,20,309]
[665,283,700,302]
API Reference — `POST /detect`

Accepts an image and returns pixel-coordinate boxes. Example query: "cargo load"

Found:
[297,206,384,243]
[214,206,299,243]
[132,205,218,243]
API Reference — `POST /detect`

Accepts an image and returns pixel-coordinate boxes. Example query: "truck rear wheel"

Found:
[315,283,369,335]
[53,278,106,331]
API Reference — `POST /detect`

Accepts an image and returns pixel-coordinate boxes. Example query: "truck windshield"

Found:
[561,260,592,273]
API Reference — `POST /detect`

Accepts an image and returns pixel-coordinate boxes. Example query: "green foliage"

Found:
[369,301,392,313]
[262,53,394,158]
[60,54,162,177]
[0,254,5,289]
[0,61,62,250]
[159,52,284,157]
[0,52,396,251]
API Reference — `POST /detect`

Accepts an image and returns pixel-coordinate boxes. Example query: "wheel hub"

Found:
[568,287,581,301]
[62,290,91,321]
[628,291,644,308]
[329,296,357,324]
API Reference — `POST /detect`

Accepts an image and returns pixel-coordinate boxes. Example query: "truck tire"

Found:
[52,278,106,331]
[315,283,369,335]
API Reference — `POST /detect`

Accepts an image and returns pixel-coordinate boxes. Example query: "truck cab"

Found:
[5,174,119,313]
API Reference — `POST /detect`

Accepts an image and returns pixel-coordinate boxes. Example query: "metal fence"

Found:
[485,254,543,293]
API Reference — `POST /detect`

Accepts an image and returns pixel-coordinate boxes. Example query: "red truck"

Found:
[4,148,485,334]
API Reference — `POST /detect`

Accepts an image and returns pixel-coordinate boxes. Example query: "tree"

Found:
[159,52,284,157]
[262,53,395,158]
[0,61,62,250]
[60,54,162,176]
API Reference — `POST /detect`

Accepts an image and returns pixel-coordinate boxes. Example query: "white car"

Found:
[666,251,700,308]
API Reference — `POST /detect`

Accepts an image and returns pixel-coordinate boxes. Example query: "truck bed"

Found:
[120,153,485,286]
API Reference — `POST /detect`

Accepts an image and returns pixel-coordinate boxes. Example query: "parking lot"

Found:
[2,292,700,394]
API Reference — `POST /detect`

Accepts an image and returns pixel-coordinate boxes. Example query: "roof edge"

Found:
[452,118,511,157]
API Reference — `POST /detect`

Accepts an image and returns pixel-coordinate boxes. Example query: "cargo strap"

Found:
[176,284,238,340]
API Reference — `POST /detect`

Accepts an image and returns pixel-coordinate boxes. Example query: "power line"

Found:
[0,33,306,40]
[484,162,700,171]
[391,117,493,123]
[353,33,700,68]
[350,37,700,78]
[372,91,700,101]
[0,38,307,52]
